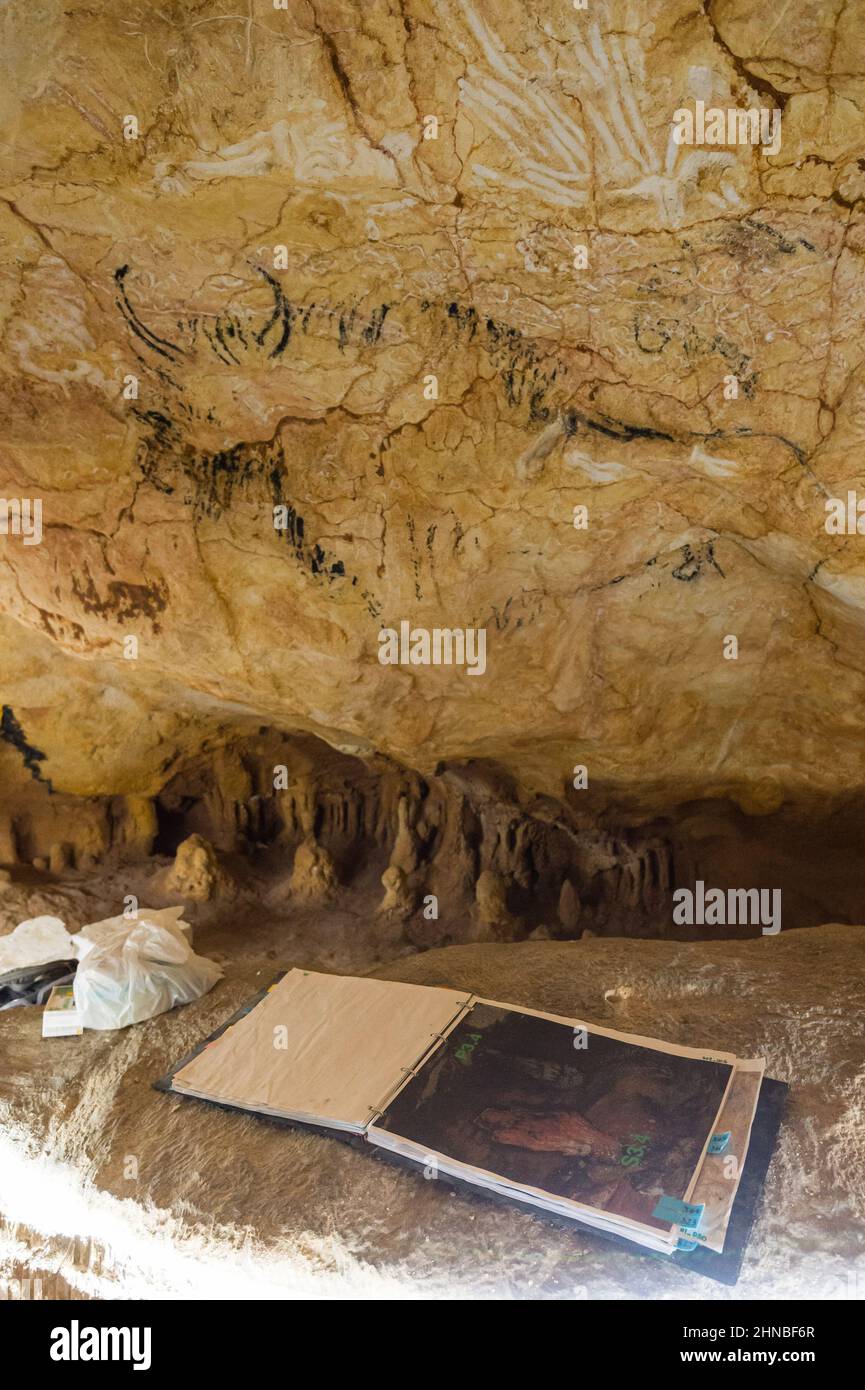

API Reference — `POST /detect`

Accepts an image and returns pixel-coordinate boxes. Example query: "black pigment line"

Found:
[0,706,53,790]
[114,266,185,361]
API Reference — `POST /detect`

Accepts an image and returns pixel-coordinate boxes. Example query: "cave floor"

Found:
[1,880,862,1301]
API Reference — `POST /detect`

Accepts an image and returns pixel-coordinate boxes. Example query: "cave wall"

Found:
[3,1,865,936]
[2,727,863,941]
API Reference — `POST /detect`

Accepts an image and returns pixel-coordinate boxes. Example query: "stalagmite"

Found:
[289,836,337,903]
[166,834,225,903]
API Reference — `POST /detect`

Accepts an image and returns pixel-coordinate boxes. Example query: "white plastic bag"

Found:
[71,905,192,960]
[0,916,72,972]
[73,918,222,1030]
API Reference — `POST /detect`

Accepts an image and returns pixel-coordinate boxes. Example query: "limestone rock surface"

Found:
[165,833,227,903]
[3,1,865,823]
[0,921,861,1299]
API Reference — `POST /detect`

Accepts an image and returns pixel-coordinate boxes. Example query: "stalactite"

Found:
[2,726,812,939]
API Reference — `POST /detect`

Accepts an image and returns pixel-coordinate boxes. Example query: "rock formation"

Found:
[2,1,865,935]
[474,867,514,936]
[288,835,338,902]
[165,833,226,904]
[1,923,861,1299]
[4,0,865,1313]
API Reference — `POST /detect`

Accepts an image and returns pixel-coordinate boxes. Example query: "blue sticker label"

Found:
[652,1196,706,1231]
[708,1131,731,1154]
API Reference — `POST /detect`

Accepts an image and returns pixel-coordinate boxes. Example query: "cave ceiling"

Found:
[2,0,865,816]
